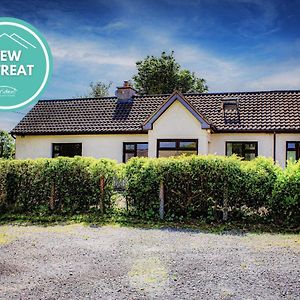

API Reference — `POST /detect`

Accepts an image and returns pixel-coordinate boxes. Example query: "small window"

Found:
[123,142,148,162]
[159,141,177,148]
[286,141,300,163]
[52,143,82,158]
[226,142,257,161]
[157,139,198,158]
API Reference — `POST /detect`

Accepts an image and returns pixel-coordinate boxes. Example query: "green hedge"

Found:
[271,160,300,226]
[0,155,299,227]
[0,157,117,214]
[124,155,281,222]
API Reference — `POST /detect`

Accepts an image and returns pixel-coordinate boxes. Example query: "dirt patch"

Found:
[128,256,169,293]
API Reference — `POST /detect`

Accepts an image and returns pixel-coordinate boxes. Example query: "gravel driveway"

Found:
[0,224,299,300]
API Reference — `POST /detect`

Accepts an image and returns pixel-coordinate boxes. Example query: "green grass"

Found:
[0,211,299,234]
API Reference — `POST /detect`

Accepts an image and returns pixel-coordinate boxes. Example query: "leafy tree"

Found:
[84,81,112,98]
[0,130,15,159]
[132,51,208,94]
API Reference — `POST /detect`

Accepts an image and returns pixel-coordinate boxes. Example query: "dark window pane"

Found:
[53,143,82,158]
[125,144,135,151]
[286,142,300,165]
[287,143,296,150]
[179,141,197,149]
[54,145,60,151]
[226,143,233,156]
[226,142,257,161]
[136,143,148,150]
[244,152,256,161]
[244,143,256,150]
[137,143,148,157]
[158,150,178,157]
[157,139,198,158]
[287,150,296,162]
[231,143,243,157]
[159,141,176,148]
[123,142,148,162]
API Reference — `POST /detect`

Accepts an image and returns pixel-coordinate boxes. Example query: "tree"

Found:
[0,130,15,159]
[132,51,208,94]
[84,81,112,98]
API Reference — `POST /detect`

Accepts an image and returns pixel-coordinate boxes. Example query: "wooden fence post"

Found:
[99,176,105,214]
[159,181,164,220]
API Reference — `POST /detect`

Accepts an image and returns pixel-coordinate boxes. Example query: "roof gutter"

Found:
[10,130,149,136]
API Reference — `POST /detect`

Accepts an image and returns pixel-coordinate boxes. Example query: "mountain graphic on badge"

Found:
[0,33,36,49]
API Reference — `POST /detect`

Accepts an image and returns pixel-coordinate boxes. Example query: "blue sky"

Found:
[1,0,300,131]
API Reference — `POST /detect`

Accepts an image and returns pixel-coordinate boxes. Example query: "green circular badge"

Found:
[0,17,52,110]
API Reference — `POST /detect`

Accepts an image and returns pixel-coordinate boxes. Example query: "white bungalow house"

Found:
[11,82,300,168]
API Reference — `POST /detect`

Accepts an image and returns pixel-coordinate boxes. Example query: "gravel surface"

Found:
[0,224,299,300]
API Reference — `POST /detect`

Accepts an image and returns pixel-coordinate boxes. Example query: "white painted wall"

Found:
[147,100,210,157]
[15,134,148,163]
[209,133,274,158]
[14,100,300,168]
[209,132,300,167]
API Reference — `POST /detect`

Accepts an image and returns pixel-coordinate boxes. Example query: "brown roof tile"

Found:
[11,90,300,135]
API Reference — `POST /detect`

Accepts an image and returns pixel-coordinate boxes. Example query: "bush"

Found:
[124,157,162,218]
[1,155,298,228]
[240,157,280,208]
[161,155,243,219]
[124,155,280,221]
[271,160,300,227]
[0,157,118,214]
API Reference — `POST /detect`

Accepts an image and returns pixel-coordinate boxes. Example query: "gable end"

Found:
[142,91,211,130]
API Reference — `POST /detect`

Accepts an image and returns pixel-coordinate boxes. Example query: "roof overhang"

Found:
[142,91,211,130]
[10,130,148,136]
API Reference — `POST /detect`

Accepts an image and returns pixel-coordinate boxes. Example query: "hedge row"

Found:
[0,157,117,214]
[0,155,299,226]
[124,156,299,226]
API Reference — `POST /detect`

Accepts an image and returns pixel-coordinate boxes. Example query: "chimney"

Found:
[115,81,137,101]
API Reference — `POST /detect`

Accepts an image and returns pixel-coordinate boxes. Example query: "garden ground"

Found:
[0,224,299,300]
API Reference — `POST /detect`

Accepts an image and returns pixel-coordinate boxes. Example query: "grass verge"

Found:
[0,211,299,234]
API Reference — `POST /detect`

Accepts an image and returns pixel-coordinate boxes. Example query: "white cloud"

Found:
[48,35,138,68]
[45,28,300,96]
[248,66,300,91]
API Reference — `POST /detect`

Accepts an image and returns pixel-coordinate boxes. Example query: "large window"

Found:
[123,142,148,162]
[52,143,82,158]
[286,142,300,162]
[226,142,257,161]
[157,139,198,158]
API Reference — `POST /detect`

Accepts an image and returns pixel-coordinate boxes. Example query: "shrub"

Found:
[124,157,162,217]
[124,155,280,221]
[161,155,243,219]
[0,157,117,214]
[271,160,300,227]
[240,157,280,208]
[1,155,297,227]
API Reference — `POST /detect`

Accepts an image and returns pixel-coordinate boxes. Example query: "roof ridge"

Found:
[184,89,300,96]
[38,89,300,103]
[38,96,118,102]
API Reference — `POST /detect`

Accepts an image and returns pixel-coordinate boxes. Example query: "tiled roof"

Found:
[11,90,300,135]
